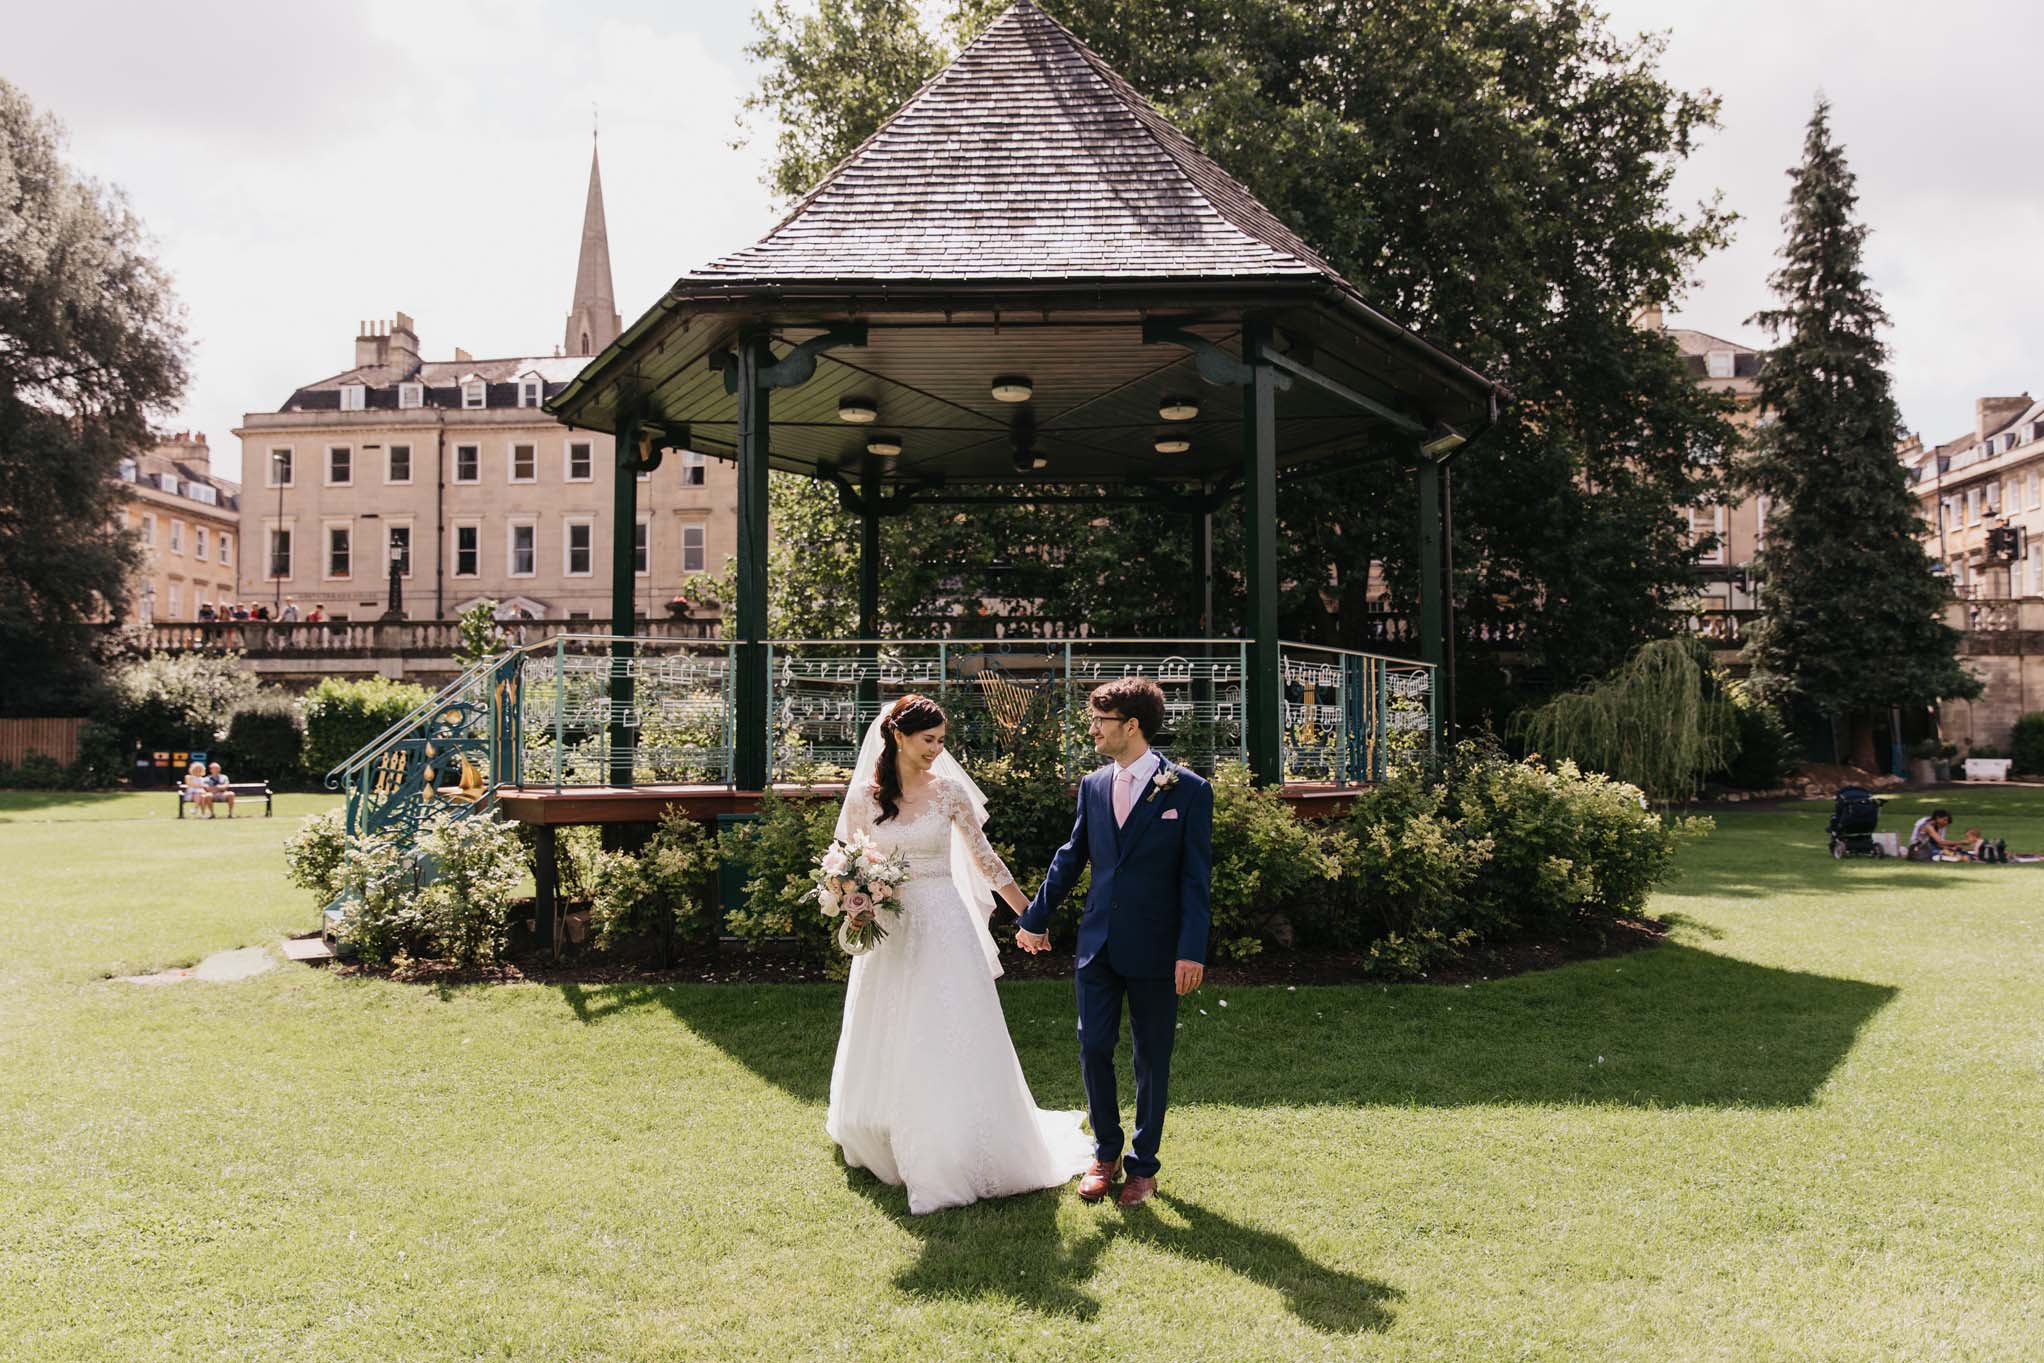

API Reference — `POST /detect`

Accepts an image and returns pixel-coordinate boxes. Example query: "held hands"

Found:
[1015,927,1050,954]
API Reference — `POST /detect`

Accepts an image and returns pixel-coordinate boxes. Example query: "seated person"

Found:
[1909,809,2005,861]
[182,761,214,817]
[205,761,236,814]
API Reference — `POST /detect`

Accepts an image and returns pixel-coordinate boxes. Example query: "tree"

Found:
[1740,99,1975,764]
[742,1,1739,694]
[0,79,187,714]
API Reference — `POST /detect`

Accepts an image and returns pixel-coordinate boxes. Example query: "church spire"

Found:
[565,132,622,357]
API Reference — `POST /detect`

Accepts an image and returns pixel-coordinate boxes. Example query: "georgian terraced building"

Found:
[117,432,242,621]
[233,145,736,622]
[1902,394,2044,598]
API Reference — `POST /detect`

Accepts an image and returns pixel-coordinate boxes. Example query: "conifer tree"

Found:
[1742,99,1976,762]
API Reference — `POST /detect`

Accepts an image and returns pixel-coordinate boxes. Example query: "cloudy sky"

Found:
[10,1,2040,483]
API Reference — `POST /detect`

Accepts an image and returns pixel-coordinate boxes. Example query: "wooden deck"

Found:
[495,778,1362,827]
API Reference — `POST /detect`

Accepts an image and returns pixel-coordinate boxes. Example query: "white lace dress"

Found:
[825,777,1093,1213]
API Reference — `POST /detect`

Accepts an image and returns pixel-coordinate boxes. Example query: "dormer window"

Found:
[118,459,138,481]
[518,374,543,408]
[462,378,486,410]
[1705,350,1735,379]
[340,383,366,412]
[399,382,424,409]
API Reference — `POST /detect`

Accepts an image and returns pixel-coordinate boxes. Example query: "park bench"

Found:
[176,781,273,819]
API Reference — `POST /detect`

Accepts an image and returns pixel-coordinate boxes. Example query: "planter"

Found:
[1909,758,1937,786]
[1963,757,2012,783]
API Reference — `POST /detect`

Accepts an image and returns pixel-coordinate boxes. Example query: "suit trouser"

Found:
[1076,954,1179,1178]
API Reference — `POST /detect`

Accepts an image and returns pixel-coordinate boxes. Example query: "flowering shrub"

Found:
[588,810,718,956]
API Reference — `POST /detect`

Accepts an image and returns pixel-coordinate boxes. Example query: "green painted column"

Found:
[857,468,881,725]
[1417,451,1445,749]
[608,412,640,787]
[734,337,771,791]
[1242,321,1282,787]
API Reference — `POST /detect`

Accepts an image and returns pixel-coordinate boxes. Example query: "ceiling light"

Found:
[838,397,877,424]
[1158,396,1199,422]
[991,376,1034,403]
[865,434,902,458]
[1153,436,1190,455]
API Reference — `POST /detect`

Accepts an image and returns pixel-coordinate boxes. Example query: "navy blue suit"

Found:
[1021,752,1213,1178]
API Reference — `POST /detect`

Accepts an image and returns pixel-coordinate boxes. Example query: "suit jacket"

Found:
[1020,752,1213,978]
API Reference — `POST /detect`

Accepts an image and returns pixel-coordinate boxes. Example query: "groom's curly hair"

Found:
[872,694,947,824]
[1090,677,1166,740]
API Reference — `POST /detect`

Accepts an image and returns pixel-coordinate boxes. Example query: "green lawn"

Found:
[0,788,2038,1361]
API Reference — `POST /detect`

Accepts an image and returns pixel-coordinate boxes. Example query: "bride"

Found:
[825,694,1093,1213]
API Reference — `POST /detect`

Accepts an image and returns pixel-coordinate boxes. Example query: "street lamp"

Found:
[382,531,405,621]
[271,450,287,614]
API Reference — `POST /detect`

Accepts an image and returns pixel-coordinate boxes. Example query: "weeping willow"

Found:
[1514,638,1733,803]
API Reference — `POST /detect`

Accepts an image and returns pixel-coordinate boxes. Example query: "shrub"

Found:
[452,600,509,669]
[415,813,527,966]
[219,693,306,785]
[2011,713,2044,775]
[1447,741,1700,938]
[283,809,351,904]
[99,650,260,753]
[588,810,718,956]
[331,835,427,962]
[1207,761,1346,961]
[1711,680,1799,790]
[719,784,842,963]
[303,675,432,781]
[1320,772,1494,975]
[0,752,75,789]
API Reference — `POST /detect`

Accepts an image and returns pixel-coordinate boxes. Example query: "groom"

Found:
[1016,677,1212,1208]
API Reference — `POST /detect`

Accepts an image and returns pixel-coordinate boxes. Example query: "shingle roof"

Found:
[687,1,1344,286]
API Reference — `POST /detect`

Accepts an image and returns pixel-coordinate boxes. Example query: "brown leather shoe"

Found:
[1116,1174,1157,1208]
[1077,1158,1122,1202]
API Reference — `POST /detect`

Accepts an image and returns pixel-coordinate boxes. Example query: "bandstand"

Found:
[324,2,1501,942]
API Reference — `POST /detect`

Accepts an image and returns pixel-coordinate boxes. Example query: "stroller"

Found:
[1828,786,1884,858]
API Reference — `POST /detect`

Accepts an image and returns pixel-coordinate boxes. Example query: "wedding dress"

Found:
[825,720,1092,1214]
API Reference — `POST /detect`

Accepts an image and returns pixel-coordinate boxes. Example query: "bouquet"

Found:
[804,830,912,955]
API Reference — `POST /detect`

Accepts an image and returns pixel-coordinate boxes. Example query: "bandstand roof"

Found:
[549,0,1500,487]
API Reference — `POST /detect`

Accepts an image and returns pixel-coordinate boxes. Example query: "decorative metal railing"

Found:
[1277,641,1437,785]
[325,633,1436,847]
[328,651,525,841]
[763,638,1251,783]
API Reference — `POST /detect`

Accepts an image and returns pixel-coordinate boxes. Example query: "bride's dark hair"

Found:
[871,694,946,824]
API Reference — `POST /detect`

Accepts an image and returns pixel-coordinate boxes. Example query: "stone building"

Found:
[233,144,735,622]
[1901,393,2043,598]
[1635,306,1769,632]
[116,432,243,621]
[1898,394,2044,750]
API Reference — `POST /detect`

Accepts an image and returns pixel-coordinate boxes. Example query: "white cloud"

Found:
[1603,0,2044,438]
[8,0,775,483]
[10,0,2040,480]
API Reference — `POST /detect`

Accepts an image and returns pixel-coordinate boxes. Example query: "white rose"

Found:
[818,888,841,915]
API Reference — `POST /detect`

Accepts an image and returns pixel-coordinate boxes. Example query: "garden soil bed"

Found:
[327,910,1667,989]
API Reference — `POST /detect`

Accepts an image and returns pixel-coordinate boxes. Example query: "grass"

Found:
[0,787,2038,1360]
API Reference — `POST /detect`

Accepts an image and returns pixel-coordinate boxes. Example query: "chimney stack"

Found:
[1631,303,1665,332]
[1976,395,2032,441]
[388,311,420,368]
[354,317,390,370]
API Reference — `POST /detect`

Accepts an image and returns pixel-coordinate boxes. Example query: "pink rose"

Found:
[863,846,884,865]
[845,891,870,914]
[870,882,892,902]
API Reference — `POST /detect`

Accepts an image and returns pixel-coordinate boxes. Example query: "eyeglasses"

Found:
[1086,714,1134,730]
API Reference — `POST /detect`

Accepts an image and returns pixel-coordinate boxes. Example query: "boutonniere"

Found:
[1144,762,1180,804]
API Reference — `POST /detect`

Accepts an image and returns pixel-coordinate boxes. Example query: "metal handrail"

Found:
[322,655,501,790]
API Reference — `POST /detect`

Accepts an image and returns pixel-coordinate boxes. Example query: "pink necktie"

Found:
[1114,766,1137,827]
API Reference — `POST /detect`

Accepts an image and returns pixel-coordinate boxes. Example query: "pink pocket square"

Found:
[1161,809,1180,820]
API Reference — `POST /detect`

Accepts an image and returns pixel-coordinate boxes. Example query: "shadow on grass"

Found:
[556,939,1897,1110]
[843,1170,1398,1330]
[0,789,133,820]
